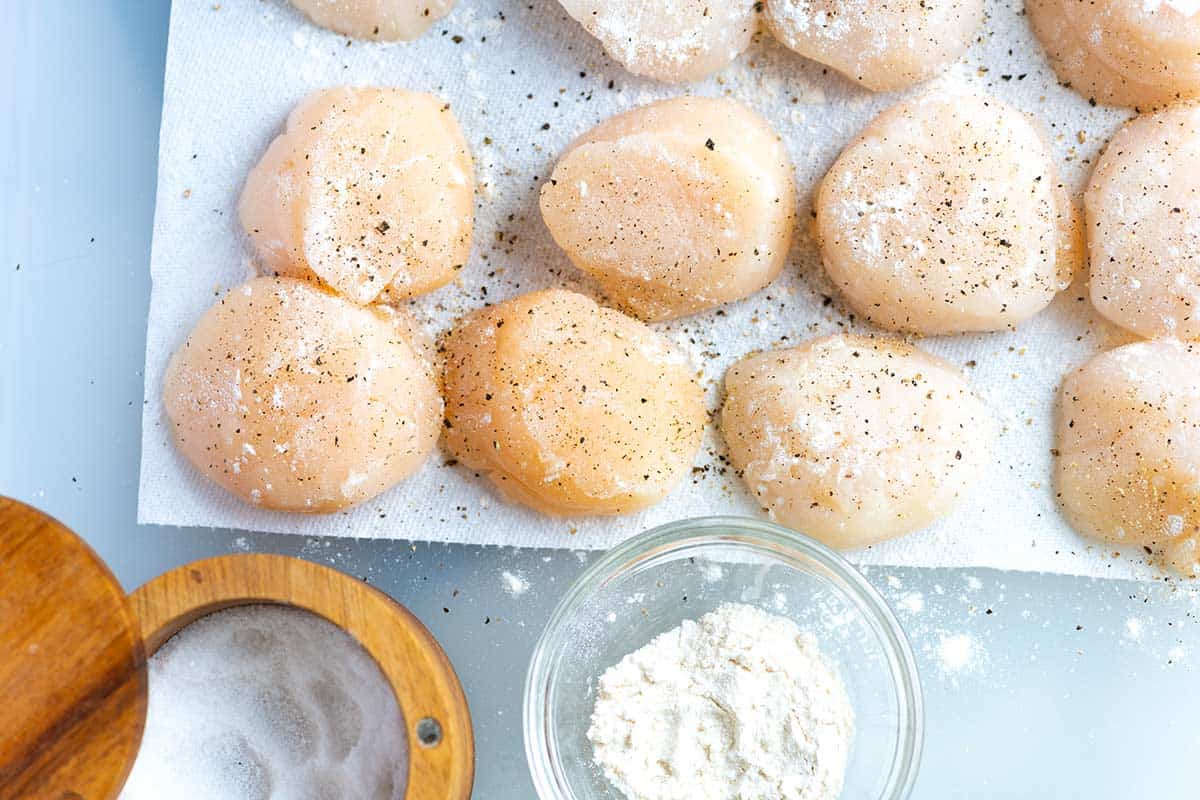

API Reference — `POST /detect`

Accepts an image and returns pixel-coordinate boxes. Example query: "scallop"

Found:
[1029,0,1200,109]
[289,0,455,41]
[556,0,757,83]
[441,289,705,515]
[765,0,984,91]
[1086,104,1200,340]
[540,97,796,321]
[721,335,995,549]
[162,277,441,513]
[239,87,473,306]
[815,90,1081,335]
[1057,341,1200,575]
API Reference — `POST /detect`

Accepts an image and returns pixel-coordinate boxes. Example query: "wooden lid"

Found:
[0,498,473,800]
[0,497,148,800]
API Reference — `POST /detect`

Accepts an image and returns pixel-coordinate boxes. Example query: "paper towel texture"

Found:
[140,0,1151,578]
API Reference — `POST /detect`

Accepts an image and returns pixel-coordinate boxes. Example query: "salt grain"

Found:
[120,605,407,800]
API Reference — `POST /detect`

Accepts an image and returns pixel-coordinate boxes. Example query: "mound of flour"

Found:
[588,603,853,800]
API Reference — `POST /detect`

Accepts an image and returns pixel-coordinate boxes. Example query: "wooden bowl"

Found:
[131,553,475,800]
[0,497,474,800]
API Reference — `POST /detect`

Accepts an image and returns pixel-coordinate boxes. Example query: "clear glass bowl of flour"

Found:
[524,516,923,800]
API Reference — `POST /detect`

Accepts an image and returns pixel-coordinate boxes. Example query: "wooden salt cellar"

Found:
[0,497,474,800]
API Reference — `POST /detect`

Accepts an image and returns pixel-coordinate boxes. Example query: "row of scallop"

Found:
[287,0,1200,110]
[164,84,1200,574]
[237,85,1200,340]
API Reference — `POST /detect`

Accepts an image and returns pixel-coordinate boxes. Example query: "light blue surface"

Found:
[2,4,1197,798]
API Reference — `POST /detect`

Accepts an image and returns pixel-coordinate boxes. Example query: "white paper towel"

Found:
[139,0,1156,578]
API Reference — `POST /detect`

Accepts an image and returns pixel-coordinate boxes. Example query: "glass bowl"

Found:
[524,516,923,800]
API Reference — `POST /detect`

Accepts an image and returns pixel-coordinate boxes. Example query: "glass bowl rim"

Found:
[522,515,925,800]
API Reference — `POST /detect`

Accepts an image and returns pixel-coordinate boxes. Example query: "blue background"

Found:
[2,3,1197,797]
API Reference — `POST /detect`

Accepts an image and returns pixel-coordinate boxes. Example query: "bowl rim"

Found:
[523,515,924,800]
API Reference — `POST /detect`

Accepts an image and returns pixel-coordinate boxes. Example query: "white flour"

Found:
[588,603,853,800]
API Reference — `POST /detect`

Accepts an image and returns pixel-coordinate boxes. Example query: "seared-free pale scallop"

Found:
[289,0,455,41]
[163,277,441,513]
[540,97,796,321]
[1057,341,1200,575]
[556,0,757,83]
[1029,0,1200,109]
[442,289,705,515]
[1086,104,1200,340]
[815,90,1081,335]
[721,335,995,549]
[239,87,473,305]
[765,0,984,91]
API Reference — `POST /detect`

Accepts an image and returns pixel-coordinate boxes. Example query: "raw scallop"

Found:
[765,0,984,91]
[815,90,1081,335]
[721,335,996,549]
[239,87,473,305]
[540,97,795,321]
[1029,0,1200,109]
[1086,104,1200,340]
[556,0,757,83]
[1057,340,1200,575]
[290,0,456,41]
[162,277,441,512]
[441,289,705,515]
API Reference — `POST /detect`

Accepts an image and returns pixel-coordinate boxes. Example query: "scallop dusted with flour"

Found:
[815,90,1081,335]
[721,335,995,549]
[1086,105,1200,340]
[441,289,705,515]
[1057,341,1200,575]
[289,0,456,41]
[239,87,473,306]
[1029,0,1200,109]
[540,97,796,321]
[556,0,757,83]
[765,0,984,91]
[162,277,441,513]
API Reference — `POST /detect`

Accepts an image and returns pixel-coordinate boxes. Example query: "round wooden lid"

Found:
[0,497,148,800]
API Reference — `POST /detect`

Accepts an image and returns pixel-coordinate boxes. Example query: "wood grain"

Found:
[130,553,474,800]
[0,497,148,800]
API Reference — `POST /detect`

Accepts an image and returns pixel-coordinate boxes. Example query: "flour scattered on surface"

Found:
[898,592,926,614]
[501,570,529,597]
[588,603,853,800]
[937,633,979,674]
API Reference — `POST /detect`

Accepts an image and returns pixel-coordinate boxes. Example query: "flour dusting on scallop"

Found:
[1057,341,1200,576]
[556,0,757,83]
[721,334,996,549]
[815,88,1081,335]
[239,87,474,306]
[766,0,984,90]
[162,277,441,513]
[541,96,795,321]
[1029,0,1200,108]
[441,289,705,516]
[1086,104,1200,340]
